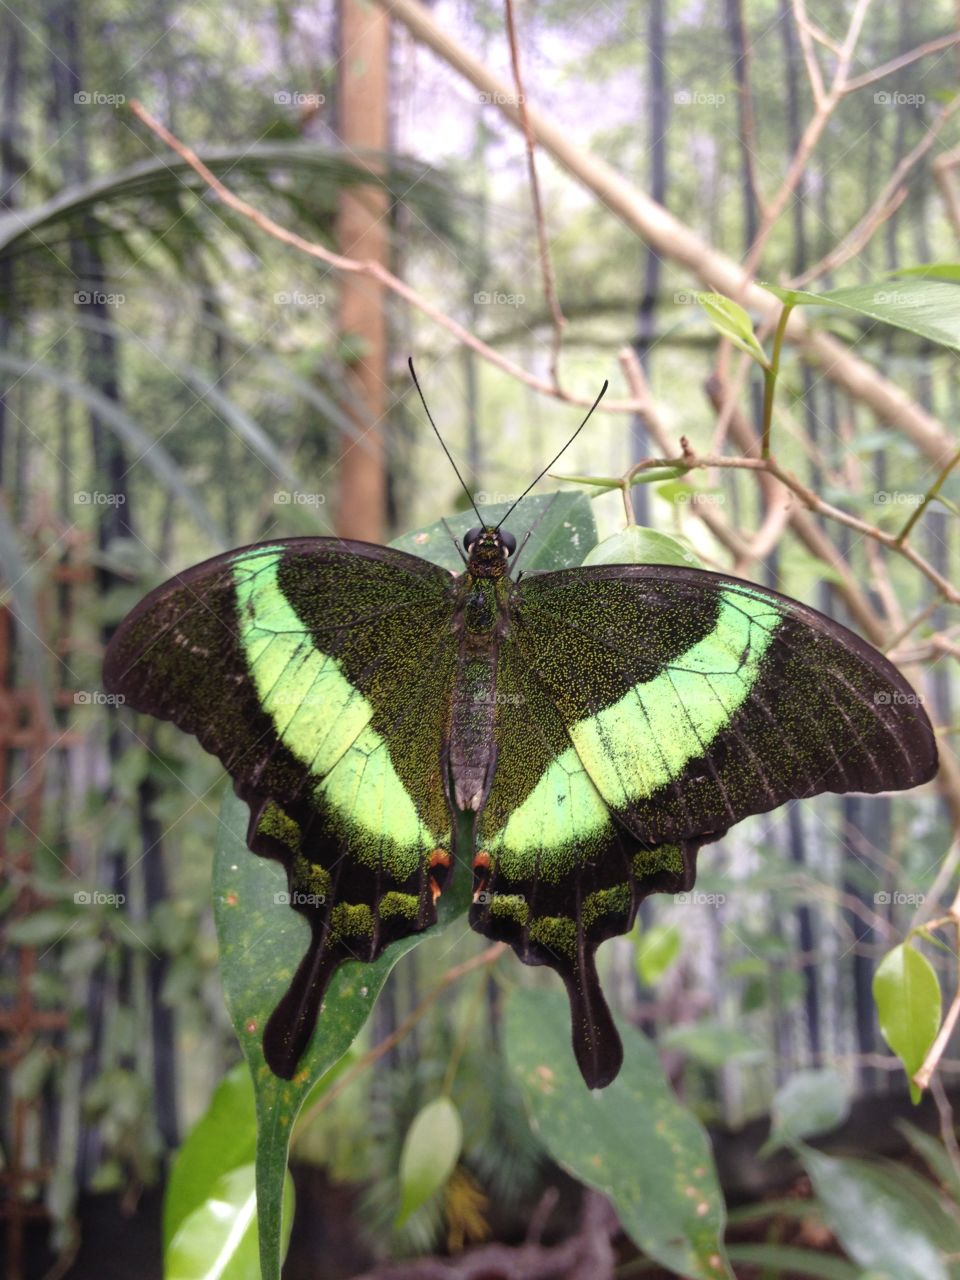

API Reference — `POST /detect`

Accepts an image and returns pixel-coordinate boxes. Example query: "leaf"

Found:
[6,909,79,947]
[799,1147,960,1280]
[760,279,960,354]
[505,987,732,1280]
[214,792,470,1280]
[634,923,682,985]
[390,491,597,574]
[582,525,702,569]
[163,1065,257,1250]
[724,1243,863,1279]
[765,1068,851,1152]
[872,942,941,1102]
[164,1163,294,1280]
[660,1020,766,1068]
[896,1119,960,1203]
[697,292,769,366]
[396,1097,463,1227]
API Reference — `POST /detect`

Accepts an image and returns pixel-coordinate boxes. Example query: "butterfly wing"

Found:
[105,538,458,1077]
[469,564,937,1088]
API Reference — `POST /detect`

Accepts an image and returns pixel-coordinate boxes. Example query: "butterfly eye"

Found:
[463,526,482,552]
[500,530,517,556]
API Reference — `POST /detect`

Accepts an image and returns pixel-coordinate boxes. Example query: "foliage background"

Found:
[1,0,959,1276]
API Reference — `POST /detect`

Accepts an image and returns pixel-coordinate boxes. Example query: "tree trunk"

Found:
[336,0,390,541]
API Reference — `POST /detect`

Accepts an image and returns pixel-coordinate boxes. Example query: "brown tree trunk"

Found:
[335,0,389,542]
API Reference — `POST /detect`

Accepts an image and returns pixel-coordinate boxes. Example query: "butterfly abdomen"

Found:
[447,578,506,812]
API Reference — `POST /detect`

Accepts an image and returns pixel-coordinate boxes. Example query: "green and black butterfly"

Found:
[104,373,938,1090]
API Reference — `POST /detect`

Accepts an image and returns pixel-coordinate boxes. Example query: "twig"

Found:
[503,0,567,388]
[895,442,960,546]
[128,100,640,414]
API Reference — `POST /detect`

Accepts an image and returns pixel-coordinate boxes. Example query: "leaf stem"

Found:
[894,443,960,546]
[760,302,794,459]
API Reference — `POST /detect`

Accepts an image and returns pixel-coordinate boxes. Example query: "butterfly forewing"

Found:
[104,538,460,1076]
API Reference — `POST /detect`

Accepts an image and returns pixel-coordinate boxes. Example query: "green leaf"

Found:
[895,1119,960,1202]
[163,1066,257,1250]
[660,1020,766,1068]
[698,292,769,366]
[214,796,470,1280]
[726,1244,863,1279]
[765,1068,851,1152]
[164,1163,294,1280]
[396,1097,463,1227]
[872,942,941,1103]
[634,922,682,985]
[505,987,732,1280]
[760,279,960,354]
[582,525,702,569]
[6,909,78,947]
[799,1147,960,1280]
[390,491,597,574]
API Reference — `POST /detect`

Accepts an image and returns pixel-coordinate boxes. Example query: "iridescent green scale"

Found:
[104,520,937,1088]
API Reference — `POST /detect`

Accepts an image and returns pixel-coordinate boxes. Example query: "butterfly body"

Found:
[104,514,938,1088]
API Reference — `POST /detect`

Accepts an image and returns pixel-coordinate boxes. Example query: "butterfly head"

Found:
[463,525,517,578]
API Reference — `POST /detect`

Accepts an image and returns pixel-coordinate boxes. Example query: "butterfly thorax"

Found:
[447,552,513,813]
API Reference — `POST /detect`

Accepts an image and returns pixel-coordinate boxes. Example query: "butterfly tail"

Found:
[262,925,337,1079]
[562,945,623,1090]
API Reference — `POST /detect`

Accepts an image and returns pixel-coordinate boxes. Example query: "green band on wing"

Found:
[233,550,447,878]
[486,591,779,875]
[570,589,778,806]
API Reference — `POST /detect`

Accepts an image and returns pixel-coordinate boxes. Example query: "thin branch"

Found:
[503,0,567,387]
[843,30,960,94]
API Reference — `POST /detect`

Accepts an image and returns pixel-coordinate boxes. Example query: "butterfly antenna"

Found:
[496,380,609,530]
[408,358,484,527]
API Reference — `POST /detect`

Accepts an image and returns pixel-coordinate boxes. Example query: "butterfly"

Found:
[103,371,938,1090]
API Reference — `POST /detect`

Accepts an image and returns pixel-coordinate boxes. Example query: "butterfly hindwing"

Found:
[104,538,459,1076]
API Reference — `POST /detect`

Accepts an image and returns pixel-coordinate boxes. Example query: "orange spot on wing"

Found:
[429,847,452,869]
[473,849,491,871]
